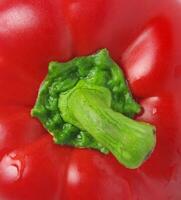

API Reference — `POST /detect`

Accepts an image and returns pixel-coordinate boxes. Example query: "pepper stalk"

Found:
[31,49,156,169]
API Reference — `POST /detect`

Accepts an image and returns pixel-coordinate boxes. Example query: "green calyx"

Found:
[31,49,156,168]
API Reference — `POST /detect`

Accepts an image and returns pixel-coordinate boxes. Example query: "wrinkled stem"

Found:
[59,81,156,169]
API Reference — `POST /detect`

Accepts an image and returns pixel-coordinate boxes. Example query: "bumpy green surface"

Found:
[31,49,155,168]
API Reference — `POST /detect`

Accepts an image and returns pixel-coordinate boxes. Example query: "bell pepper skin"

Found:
[0,106,46,159]
[0,0,181,200]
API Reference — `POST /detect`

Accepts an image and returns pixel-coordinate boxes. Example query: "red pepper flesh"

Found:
[0,0,181,199]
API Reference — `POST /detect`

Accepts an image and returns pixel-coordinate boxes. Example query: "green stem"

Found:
[59,81,156,169]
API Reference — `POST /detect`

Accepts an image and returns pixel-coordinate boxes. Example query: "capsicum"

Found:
[0,0,181,200]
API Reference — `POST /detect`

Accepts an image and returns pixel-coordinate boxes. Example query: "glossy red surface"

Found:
[0,0,181,199]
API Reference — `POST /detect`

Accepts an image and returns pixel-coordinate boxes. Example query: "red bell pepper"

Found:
[0,0,181,199]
